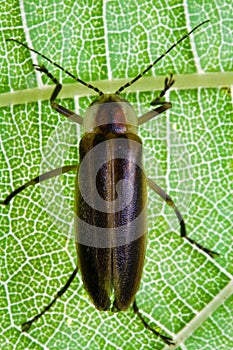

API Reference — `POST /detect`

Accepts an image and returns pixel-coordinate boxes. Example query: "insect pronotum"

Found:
[1,20,219,345]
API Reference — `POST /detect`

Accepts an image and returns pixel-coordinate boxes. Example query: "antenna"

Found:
[115,20,210,94]
[7,20,209,97]
[6,38,104,96]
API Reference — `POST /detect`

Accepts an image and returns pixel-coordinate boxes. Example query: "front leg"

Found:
[34,64,83,125]
[138,74,174,125]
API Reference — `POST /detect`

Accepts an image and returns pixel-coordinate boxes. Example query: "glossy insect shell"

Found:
[74,94,148,311]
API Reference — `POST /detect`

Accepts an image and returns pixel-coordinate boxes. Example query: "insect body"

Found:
[76,95,147,313]
[1,20,218,345]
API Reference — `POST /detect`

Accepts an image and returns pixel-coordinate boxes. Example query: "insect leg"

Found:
[0,165,77,205]
[34,64,83,124]
[132,300,175,345]
[138,74,174,125]
[22,265,79,332]
[147,178,219,258]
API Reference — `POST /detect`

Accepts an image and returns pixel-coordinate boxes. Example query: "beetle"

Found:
[1,20,218,345]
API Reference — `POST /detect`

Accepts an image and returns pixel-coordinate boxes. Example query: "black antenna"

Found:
[115,20,210,94]
[6,38,104,96]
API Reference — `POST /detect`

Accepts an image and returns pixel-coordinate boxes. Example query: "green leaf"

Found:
[0,1,232,349]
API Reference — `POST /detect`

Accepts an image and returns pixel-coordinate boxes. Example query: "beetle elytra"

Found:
[1,20,219,345]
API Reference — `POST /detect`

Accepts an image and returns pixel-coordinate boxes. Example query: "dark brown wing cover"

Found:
[75,131,147,311]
